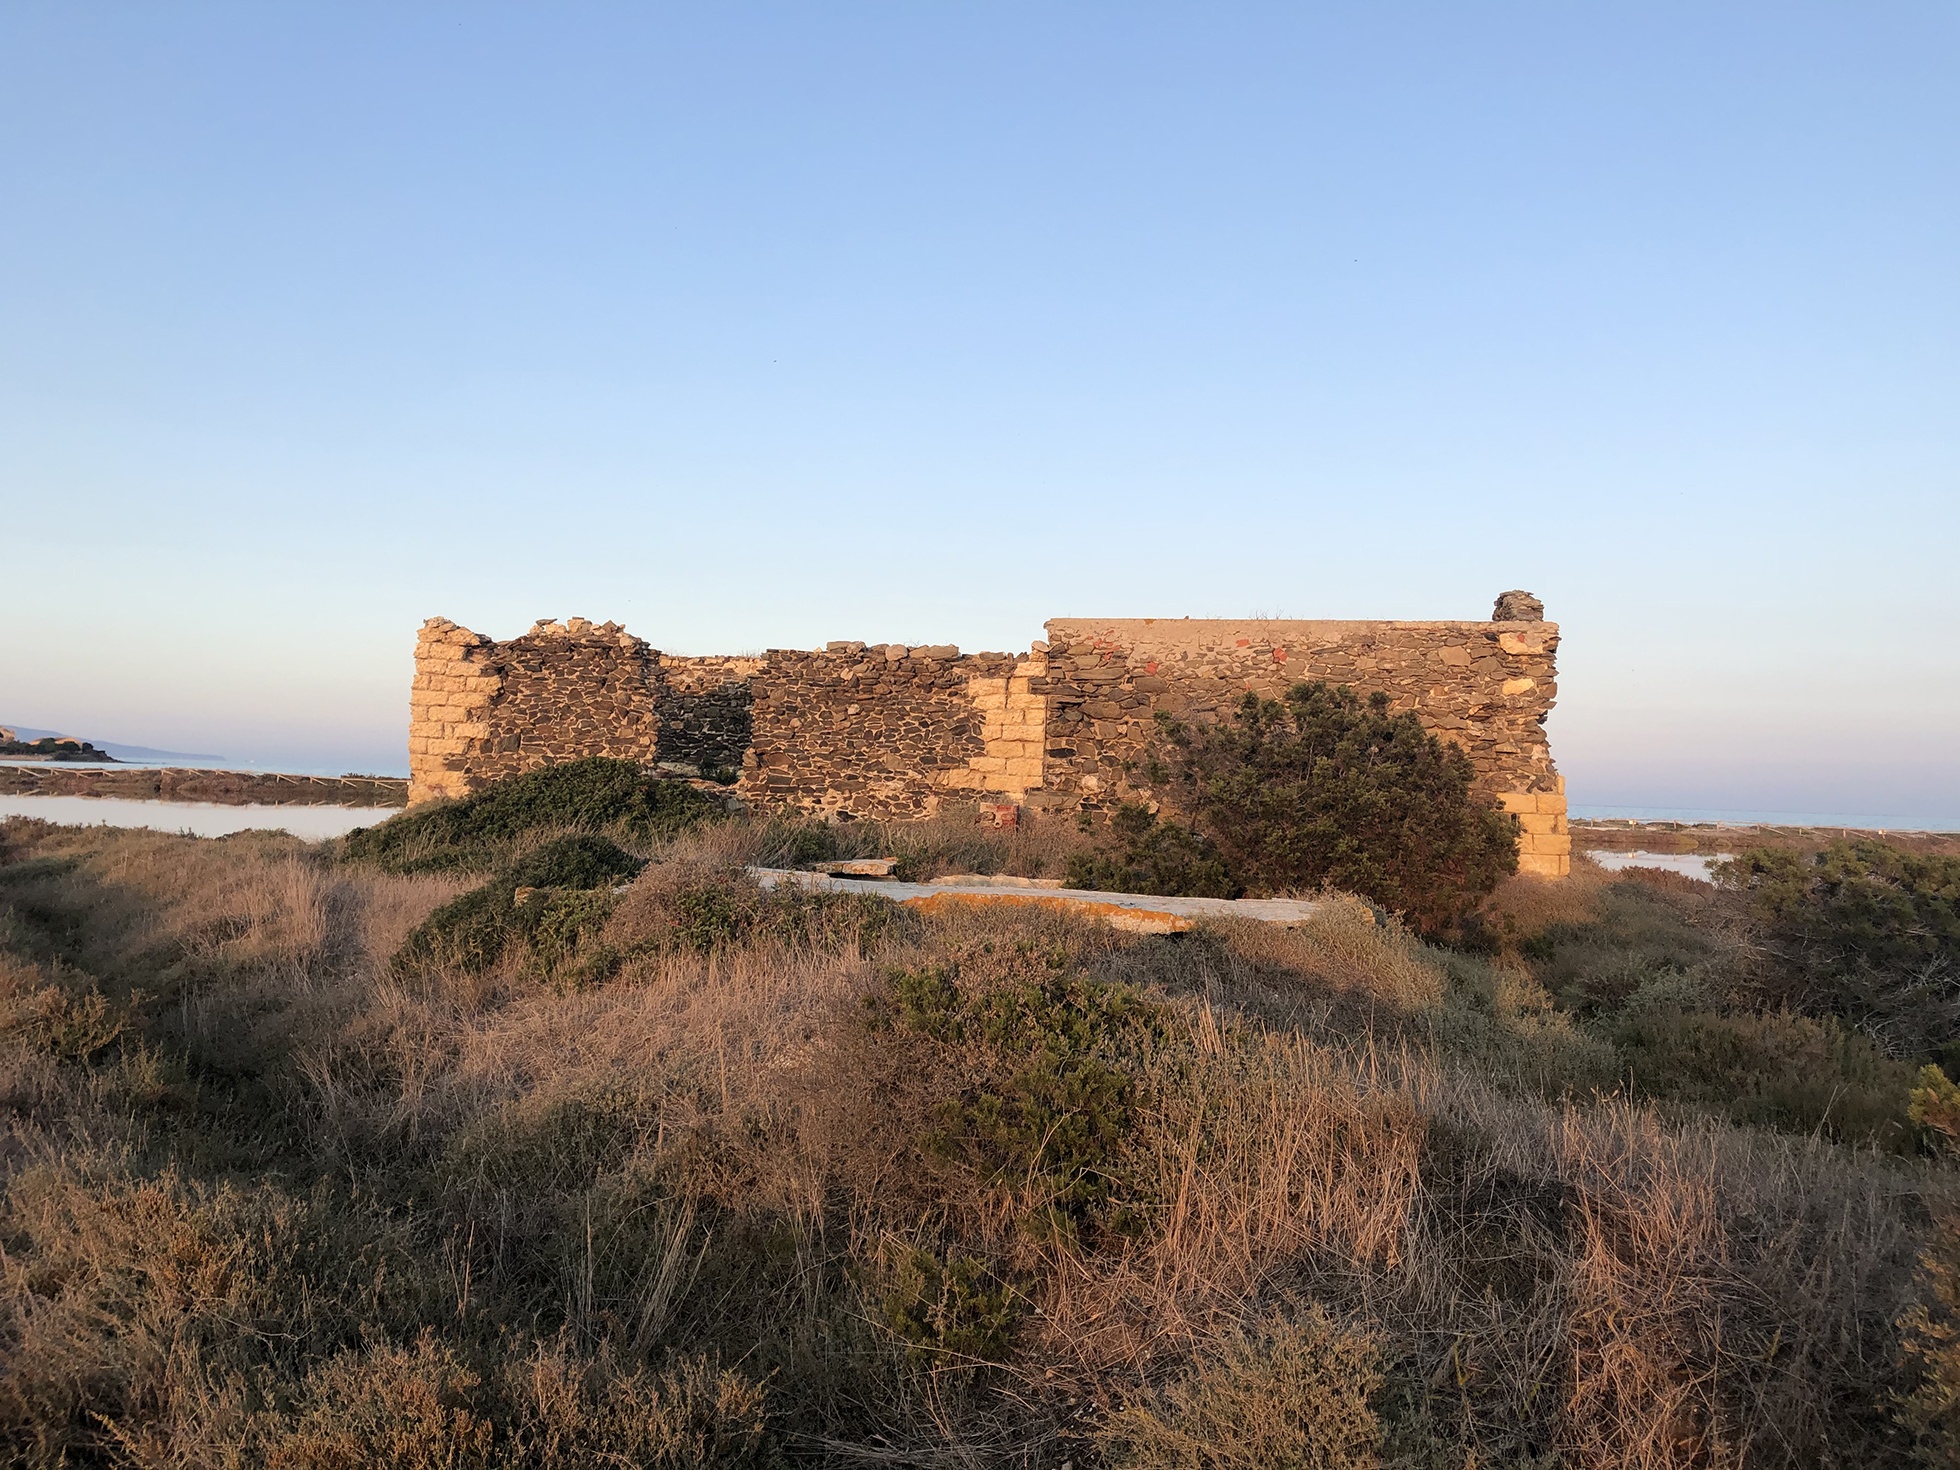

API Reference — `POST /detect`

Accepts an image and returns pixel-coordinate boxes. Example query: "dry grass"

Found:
[0,812,1950,1468]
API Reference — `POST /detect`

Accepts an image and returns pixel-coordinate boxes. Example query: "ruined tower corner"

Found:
[407,615,504,807]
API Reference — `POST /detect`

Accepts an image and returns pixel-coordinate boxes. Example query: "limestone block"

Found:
[1498,792,1537,814]
[972,692,1007,711]
[1006,691,1045,710]
[970,756,1008,774]
[450,723,490,741]
[1004,757,1043,777]
[408,736,429,754]
[1519,812,1559,834]
[967,678,1008,697]
[1502,678,1537,696]
[1517,852,1568,878]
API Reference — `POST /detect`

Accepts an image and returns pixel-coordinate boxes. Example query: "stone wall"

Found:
[739,643,1024,819]
[1036,616,1568,876]
[406,596,1569,876]
[655,656,761,774]
[408,617,659,804]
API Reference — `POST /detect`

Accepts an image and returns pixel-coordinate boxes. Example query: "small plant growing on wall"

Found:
[1071,681,1519,936]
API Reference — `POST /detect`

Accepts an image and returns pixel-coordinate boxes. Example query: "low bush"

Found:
[1607,1002,1914,1144]
[1097,1312,1385,1470]
[342,759,726,875]
[606,862,902,956]
[1065,801,1242,898]
[865,954,1164,1239]
[1071,683,1518,936]
[257,1336,780,1470]
[391,835,644,982]
[877,1247,1023,1363]
[1719,839,1960,1057]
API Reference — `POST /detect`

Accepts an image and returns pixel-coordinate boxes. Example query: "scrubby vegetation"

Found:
[341,758,727,874]
[1067,683,1519,935]
[0,734,111,761]
[1718,839,1960,1061]
[4,770,1959,1467]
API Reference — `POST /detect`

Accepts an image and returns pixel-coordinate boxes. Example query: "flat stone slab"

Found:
[925,873,1065,889]
[747,867,1321,934]
[809,857,901,877]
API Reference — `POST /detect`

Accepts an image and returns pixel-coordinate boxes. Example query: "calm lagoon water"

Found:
[0,796,396,840]
[1584,849,1731,881]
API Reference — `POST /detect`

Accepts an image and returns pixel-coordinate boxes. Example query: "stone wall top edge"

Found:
[418,616,654,655]
[756,648,1035,662]
[1042,618,1558,639]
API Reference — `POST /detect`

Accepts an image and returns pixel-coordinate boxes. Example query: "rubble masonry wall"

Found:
[407,605,1569,877]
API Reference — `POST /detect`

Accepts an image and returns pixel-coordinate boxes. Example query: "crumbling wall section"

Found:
[1037,617,1569,876]
[655,656,762,775]
[740,643,1029,819]
[408,617,658,805]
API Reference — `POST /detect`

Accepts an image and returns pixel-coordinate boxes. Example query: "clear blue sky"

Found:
[3,3,1955,821]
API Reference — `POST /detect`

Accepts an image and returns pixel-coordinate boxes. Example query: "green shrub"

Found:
[877,1247,1022,1363]
[866,957,1163,1237]
[1065,802,1242,898]
[1098,1311,1385,1470]
[391,835,644,980]
[1607,1002,1914,1144]
[1076,683,1518,936]
[342,759,725,875]
[606,865,900,956]
[1718,840,1960,1056]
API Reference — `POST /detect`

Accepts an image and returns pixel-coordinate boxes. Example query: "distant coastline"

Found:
[1,723,224,765]
[0,732,115,763]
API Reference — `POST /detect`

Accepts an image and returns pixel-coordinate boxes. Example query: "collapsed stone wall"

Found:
[408,618,659,804]
[407,595,1569,875]
[1037,616,1568,876]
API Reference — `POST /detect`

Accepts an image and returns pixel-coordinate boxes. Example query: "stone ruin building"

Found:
[407,591,1570,877]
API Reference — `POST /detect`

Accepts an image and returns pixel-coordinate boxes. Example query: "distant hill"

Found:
[3,724,225,764]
